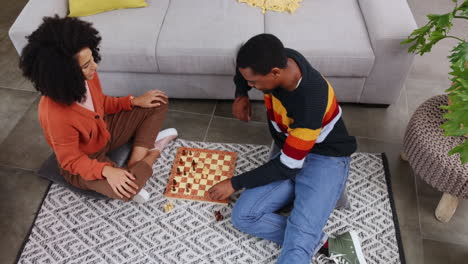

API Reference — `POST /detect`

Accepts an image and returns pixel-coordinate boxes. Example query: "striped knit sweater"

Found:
[231,48,356,190]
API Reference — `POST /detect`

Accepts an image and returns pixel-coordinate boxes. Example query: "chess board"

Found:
[164,147,237,204]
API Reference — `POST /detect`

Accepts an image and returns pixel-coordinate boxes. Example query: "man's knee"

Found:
[231,205,259,232]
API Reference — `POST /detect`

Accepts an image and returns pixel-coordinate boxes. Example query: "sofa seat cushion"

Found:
[265,0,375,77]
[81,0,169,73]
[156,0,264,75]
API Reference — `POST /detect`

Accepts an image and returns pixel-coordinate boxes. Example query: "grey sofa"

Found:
[9,0,417,104]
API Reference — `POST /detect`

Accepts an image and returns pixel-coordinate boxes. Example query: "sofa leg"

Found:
[435,193,459,223]
[400,152,408,161]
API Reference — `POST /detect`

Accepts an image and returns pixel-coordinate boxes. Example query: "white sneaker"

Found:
[150,128,178,152]
[132,188,150,204]
[156,128,178,141]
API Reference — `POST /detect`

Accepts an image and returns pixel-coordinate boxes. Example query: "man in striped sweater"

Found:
[208,34,366,264]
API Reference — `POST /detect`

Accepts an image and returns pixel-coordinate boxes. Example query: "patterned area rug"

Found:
[17,139,405,264]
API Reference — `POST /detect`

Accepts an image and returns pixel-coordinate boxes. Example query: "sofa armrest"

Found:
[358,0,418,104]
[8,0,68,55]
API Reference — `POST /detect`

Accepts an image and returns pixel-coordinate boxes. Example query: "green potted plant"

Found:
[402,0,468,164]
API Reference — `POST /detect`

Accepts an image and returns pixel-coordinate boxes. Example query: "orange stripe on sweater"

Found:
[286,135,316,151]
[322,98,338,125]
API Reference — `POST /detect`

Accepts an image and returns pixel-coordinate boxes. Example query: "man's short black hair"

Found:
[19,15,102,105]
[236,33,287,75]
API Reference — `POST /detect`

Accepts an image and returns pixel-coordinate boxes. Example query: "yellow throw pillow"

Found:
[69,0,147,17]
[238,0,302,14]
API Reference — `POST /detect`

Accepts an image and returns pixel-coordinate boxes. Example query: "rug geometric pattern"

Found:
[17,139,403,263]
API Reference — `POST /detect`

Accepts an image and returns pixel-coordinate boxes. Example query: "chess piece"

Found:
[173,179,177,185]
[177,167,181,174]
[214,211,224,221]
[179,158,184,165]
[189,151,192,156]
[164,202,175,213]
[182,149,187,155]
[172,186,176,192]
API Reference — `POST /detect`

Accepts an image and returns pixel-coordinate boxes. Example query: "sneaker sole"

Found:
[156,128,178,141]
[313,232,329,256]
[349,230,367,264]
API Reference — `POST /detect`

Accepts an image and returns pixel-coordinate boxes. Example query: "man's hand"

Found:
[208,179,235,201]
[133,90,168,108]
[232,96,251,122]
[102,166,139,199]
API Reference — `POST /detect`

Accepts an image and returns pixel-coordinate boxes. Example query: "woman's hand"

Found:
[133,90,168,108]
[102,166,139,199]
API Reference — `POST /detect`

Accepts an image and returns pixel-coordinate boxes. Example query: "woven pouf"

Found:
[403,94,468,222]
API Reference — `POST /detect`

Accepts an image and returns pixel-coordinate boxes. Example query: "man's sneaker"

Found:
[327,230,367,264]
[132,188,150,204]
[313,233,329,256]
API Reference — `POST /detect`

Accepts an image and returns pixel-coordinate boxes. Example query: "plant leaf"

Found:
[448,140,468,164]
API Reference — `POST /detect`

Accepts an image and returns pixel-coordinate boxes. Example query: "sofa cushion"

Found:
[156,0,264,75]
[80,0,169,73]
[265,0,375,77]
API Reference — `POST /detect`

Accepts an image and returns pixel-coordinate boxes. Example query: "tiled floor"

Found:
[1,0,467,263]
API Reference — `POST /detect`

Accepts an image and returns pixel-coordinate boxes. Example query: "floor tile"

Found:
[342,87,409,143]
[214,100,267,123]
[163,111,212,142]
[0,0,29,33]
[0,30,6,42]
[408,0,468,34]
[0,166,49,264]
[399,227,424,264]
[205,117,271,145]
[0,37,32,91]
[169,99,216,116]
[405,78,449,115]
[408,43,455,85]
[0,88,38,144]
[406,0,468,83]
[416,175,468,246]
[0,97,52,170]
[423,238,468,264]
[17,79,35,92]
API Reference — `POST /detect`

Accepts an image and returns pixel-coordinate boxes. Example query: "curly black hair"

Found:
[19,15,102,105]
[236,34,287,75]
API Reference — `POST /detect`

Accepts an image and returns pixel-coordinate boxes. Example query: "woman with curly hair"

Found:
[20,16,177,203]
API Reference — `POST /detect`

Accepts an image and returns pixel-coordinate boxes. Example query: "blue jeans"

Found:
[231,153,351,264]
